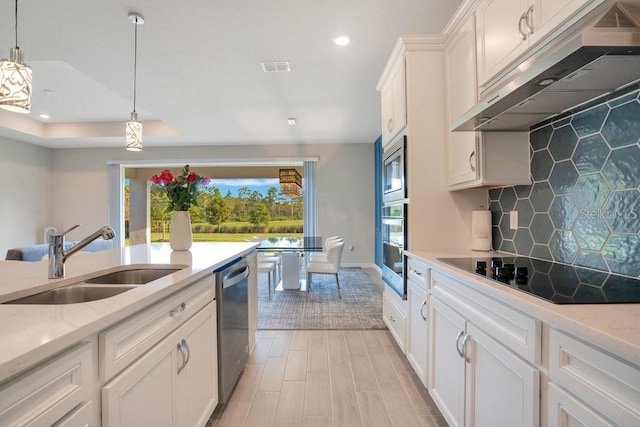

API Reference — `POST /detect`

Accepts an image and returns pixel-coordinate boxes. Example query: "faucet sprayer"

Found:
[48,225,116,279]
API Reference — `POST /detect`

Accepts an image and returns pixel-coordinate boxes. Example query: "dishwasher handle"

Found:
[221,265,250,289]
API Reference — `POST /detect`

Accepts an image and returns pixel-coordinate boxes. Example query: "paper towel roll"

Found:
[471,210,492,251]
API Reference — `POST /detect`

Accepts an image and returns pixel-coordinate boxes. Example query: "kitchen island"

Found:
[0,242,258,426]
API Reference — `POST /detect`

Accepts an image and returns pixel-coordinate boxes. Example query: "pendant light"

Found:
[125,12,144,151]
[279,168,302,198]
[0,0,32,113]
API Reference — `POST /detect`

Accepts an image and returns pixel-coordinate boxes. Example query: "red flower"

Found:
[159,170,173,184]
[150,175,160,184]
[187,171,197,182]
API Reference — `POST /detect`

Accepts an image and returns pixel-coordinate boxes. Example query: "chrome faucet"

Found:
[48,225,116,279]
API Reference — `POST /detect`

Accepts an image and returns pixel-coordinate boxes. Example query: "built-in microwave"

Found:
[382,136,406,203]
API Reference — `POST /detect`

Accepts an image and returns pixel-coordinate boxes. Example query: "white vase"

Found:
[170,211,193,251]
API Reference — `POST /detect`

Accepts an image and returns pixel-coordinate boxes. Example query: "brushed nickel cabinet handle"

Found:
[461,334,471,363]
[469,150,476,172]
[455,330,465,358]
[526,6,534,35]
[169,302,186,317]
[420,300,427,321]
[518,12,528,41]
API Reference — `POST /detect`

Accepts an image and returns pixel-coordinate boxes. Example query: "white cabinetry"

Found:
[0,342,95,427]
[102,302,217,427]
[476,0,601,90]
[547,329,640,426]
[406,257,430,387]
[379,57,407,147]
[445,14,531,190]
[382,288,407,353]
[429,270,540,427]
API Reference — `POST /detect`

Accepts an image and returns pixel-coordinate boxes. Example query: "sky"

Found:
[205,178,280,197]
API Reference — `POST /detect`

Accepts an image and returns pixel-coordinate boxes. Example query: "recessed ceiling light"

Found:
[39,114,50,119]
[333,35,350,46]
[288,118,296,126]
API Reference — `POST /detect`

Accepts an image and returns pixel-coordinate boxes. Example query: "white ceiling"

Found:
[0,0,461,149]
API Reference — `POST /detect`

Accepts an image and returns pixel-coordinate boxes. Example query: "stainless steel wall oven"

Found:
[381,202,407,298]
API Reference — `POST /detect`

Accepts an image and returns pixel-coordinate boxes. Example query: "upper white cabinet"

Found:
[379,56,407,147]
[445,15,531,190]
[476,0,602,90]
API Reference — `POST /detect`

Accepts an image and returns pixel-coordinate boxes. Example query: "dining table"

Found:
[256,236,323,290]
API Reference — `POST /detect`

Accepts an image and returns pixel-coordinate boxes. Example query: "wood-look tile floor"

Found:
[207,330,447,427]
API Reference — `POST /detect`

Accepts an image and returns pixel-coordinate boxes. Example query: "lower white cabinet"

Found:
[429,284,539,427]
[382,287,407,353]
[102,302,217,427]
[0,342,95,427]
[406,276,430,387]
[547,329,640,426]
[548,382,613,427]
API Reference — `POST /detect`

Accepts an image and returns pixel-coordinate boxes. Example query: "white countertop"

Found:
[0,242,258,384]
[406,249,640,367]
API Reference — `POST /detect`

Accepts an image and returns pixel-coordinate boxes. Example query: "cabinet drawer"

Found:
[383,291,407,352]
[99,275,214,381]
[432,270,540,364]
[548,382,613,427]
[407,257,429,291]
[549,329,640,426]
[0,343,93,427]
[52,401,94,427]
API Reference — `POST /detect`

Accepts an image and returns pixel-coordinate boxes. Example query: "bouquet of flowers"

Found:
[150,165,210,211]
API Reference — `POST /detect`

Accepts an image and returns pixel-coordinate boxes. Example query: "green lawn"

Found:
[150,232,302,243]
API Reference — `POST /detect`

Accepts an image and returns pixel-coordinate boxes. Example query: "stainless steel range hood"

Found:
[452,3,640,132]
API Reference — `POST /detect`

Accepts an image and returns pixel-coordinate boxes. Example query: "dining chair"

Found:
[308,236,342,263]
[306,241,345,298]
[258,261,277,300]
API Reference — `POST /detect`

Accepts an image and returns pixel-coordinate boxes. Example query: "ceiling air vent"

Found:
[261,61,291,72]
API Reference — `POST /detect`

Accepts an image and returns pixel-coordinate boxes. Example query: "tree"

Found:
[248,203,270,229]
[150,185,170,239]
[204,188,231,231]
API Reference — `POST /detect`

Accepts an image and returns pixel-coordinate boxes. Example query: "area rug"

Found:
[257,267,386,330]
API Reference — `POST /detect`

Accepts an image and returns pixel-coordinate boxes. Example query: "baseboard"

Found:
[341,262,380,270]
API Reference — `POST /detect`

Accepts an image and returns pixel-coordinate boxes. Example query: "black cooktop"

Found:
[437,256,640,304]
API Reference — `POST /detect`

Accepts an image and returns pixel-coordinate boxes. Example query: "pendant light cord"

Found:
[133,16,138,113]
[14,0,19,48]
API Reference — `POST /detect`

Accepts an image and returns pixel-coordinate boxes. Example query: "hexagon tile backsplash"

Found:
[490,89,640,279]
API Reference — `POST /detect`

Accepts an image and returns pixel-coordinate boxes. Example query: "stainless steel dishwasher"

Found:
[215,257,250,403]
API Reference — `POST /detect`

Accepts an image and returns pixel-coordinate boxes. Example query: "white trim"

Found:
[108,164,125,248]
[106,157,318,167]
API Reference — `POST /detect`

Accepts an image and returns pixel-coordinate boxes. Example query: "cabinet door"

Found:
[102,341,177,427]
[465,323,540,427]
[449,131,479,186]
[445,17,477,121]
[530,0,596,45]
[548,382,614,427]
[177,303,218,427]
[407,281,429,386]
[380,79,394,147]
[390,57,406,138]
[476,0,529,88]
[429,298,466,427]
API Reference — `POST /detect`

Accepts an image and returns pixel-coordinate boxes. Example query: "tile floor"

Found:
[207,329,446,427]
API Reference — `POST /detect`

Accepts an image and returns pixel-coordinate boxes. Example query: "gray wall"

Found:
[0,136,53,257]
[51,143,375,265]
[490,89,640,279]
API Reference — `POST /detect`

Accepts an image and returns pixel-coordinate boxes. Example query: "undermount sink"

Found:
[5,285,138,305]
[84,268,182,285]
[4,264,187,305]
